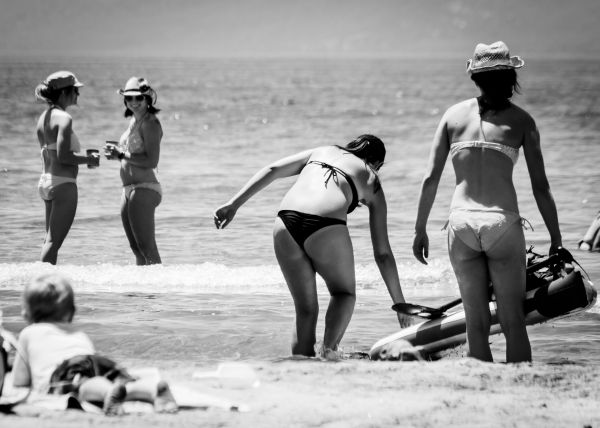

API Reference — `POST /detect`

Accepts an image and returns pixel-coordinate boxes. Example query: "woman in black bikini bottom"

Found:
[214,135,412,358]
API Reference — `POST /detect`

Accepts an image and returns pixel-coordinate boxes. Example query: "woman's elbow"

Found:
[531,179,552,198]
[421,173,442,189]
[373,251,394,265]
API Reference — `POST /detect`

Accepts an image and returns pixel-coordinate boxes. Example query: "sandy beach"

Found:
[3,358,599,428]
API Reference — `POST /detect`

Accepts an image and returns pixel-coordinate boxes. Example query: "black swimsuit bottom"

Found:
[277,210,346,248]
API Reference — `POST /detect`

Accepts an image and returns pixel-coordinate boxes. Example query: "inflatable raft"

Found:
[369,251,597,360]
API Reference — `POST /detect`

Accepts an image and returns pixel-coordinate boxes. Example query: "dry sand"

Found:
[3,358,599,428]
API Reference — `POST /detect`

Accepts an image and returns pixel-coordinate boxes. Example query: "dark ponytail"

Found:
[338,134,386,169]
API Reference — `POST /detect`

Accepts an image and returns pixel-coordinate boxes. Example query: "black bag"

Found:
[48,354,135,394]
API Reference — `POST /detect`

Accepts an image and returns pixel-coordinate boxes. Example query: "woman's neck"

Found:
[52,101,67,111]
[133,109,148,121]
[477,95,511,115]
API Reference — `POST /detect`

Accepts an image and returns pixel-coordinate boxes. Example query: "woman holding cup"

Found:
[104,77,163,265]
[34,71,100,264]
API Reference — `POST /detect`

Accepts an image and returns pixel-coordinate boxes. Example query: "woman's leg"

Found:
[126,188,162,265]
[448,228,493,362]
[44,199,51,232]
[125,378,178,413]
[78,376,126,415]
[486,222,531,363]
[40,183,77,265]
[305,225,356,353]
[120,192,145,265]
[273,219,319,356]
[579,212,600,251]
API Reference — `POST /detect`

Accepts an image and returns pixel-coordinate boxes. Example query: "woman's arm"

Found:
[367,189,412,327]
[522,120,562,253]
[412,115,450,264]
[55,114,89,166]
[120,117,162,168]
[214,149,315,229]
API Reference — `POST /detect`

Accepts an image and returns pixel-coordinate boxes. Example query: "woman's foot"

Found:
[154,380,178,413]
[103,383,126,416]
[319,347,343,361]
[578,240,591,251]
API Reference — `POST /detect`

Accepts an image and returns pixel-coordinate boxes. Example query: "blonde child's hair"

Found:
[23,274,76,323]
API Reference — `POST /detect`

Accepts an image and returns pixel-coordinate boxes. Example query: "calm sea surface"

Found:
[0,57,598,364]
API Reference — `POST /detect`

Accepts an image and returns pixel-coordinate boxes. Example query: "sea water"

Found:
[0,57,598,365]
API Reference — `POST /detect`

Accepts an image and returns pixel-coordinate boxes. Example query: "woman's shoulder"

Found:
[445,98,477,117]
[141,113,162,131]
[49,108,73,130]
[509,102,536,126]
[51,108,72,120]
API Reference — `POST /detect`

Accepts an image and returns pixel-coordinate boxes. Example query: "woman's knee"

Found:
[329,288,356,303]
[295,297,318,316]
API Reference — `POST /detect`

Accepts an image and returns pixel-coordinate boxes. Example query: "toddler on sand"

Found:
[11,273,177,415]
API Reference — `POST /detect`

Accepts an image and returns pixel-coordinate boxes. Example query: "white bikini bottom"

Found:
[38,173,77,201]
[447,209,525,252]
[122,182,162,202]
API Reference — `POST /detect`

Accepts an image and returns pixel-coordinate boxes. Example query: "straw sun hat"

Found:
[118,76,157,105]
[43,71,84,90]
[466,41,524,75]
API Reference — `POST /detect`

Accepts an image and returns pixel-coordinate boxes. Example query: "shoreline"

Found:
[4,358,599,428]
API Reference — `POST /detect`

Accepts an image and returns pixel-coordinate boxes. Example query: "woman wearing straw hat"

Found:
[412,41,563,362]
[104,77,162,265]
[34,71,100,264]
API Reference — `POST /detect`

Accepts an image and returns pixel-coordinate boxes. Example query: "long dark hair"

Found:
[470,69,521,101]
[124,95,161,117]
[338,134,386,169]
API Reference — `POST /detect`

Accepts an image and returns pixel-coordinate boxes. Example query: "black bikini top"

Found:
[307,160,359,213]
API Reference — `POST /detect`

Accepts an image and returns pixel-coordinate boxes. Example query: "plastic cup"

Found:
[86,149,100,168]
[104,141,119,158]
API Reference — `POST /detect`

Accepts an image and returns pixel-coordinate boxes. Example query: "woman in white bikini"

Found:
[214,135,412,358]
[105,77,163,265]
[35,71,99,264]
[412,42,563,363]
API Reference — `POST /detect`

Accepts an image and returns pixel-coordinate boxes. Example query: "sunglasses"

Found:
[125,95,145,102]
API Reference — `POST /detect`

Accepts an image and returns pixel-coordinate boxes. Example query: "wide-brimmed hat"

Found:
[466,41,524,75]
[43,71,84,90]
[118,77,157,104]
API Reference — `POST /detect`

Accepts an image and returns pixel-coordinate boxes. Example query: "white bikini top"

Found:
[42,132,81,153]
[119,113,150,155]
[450,140,519,165]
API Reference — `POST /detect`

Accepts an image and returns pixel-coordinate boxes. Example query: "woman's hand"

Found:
[86,152,100,168]
[213,203,238,229]
[104,142,123,160]
[412,230,429,265]
[549,242,563,256]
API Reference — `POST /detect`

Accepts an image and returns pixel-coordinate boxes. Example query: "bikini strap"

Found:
[307,161,359,213]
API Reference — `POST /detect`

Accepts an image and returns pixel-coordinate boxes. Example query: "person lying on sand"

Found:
[11,273,178,415]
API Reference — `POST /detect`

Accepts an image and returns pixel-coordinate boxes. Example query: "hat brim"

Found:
[118,88,158,105]
[467,56,524,75]
[119,89,144,96]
